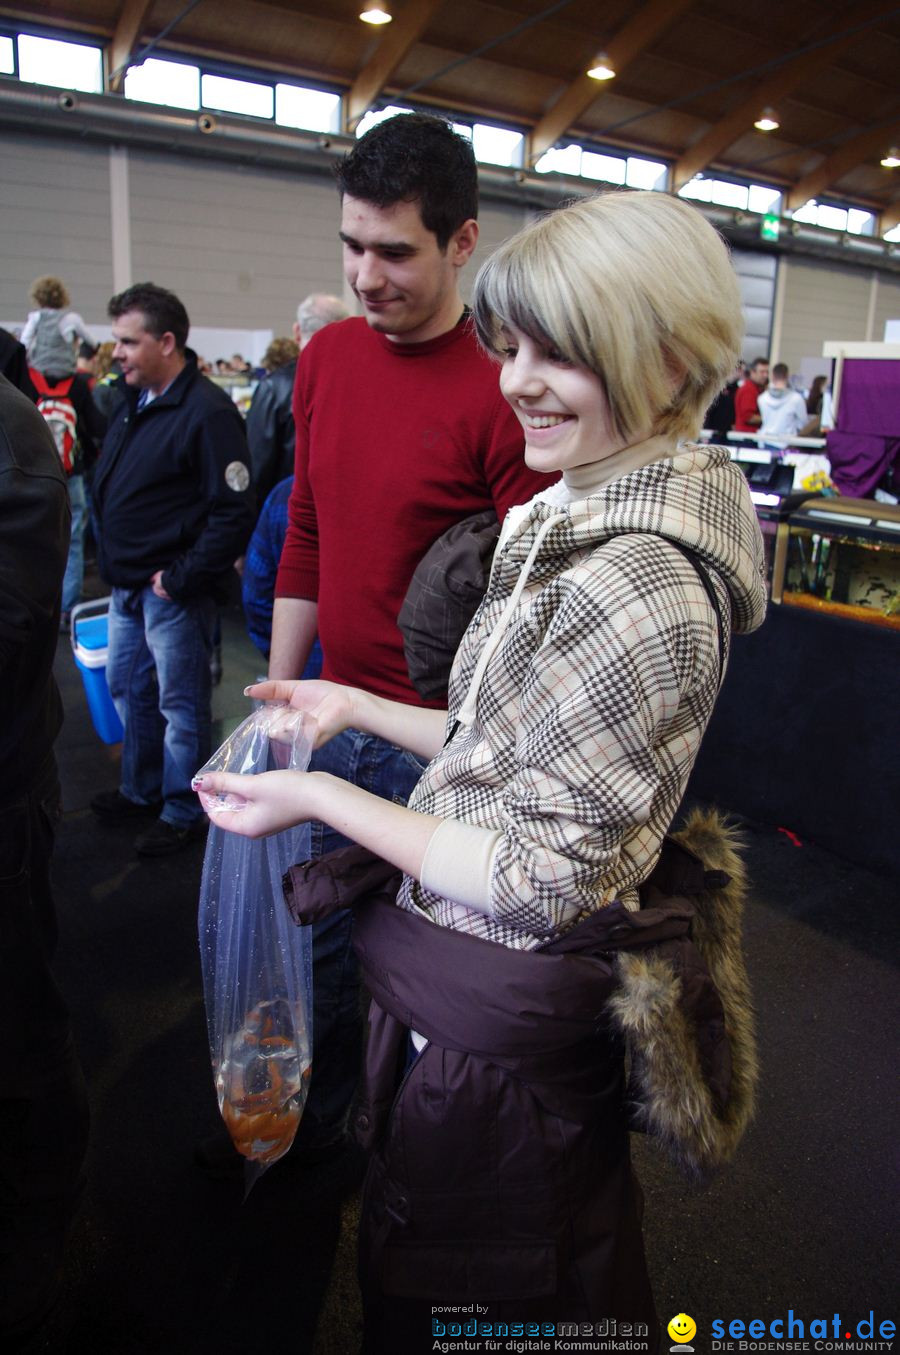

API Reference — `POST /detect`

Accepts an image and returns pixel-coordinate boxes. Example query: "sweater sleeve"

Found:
[420,819,501,911]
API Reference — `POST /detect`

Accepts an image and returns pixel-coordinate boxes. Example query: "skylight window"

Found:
[748,185,781,215]
[581,150,626,184]
[846,208,874,236]
[355,105,412,137]
[124,57,200,110]
[884,224,900,243]
[201,73,273,119]
[276,83,340,132]
[0,35,14,75]
[534,144,582,176]
[625,156,666,190]
[17,33,102,93]
[472,123,523,167]
[816,203,848,232]
[679,176,712,202]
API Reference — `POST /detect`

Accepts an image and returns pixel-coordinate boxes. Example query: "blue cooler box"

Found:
[71,600,124,744]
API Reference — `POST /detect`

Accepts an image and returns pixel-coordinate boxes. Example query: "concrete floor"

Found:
[41,588,899,1354]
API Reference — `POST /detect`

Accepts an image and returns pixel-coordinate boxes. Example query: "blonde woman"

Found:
[196,191,767,1346]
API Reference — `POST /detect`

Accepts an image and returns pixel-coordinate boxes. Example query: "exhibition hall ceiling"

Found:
[3,0,899,214]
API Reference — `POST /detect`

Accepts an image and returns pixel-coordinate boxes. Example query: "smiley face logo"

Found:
[667,1314,697,1345]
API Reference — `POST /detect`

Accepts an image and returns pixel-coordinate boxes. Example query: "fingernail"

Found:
[243,686,254,696]
[191,777,205,790]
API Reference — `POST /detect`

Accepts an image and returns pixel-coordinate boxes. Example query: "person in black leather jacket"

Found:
[245,294,347,507]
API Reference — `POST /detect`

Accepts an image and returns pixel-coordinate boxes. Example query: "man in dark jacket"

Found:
[0,373,90,1350]
[90,283,254,856]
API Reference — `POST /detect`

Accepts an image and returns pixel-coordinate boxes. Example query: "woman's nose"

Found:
[502,350,544,399]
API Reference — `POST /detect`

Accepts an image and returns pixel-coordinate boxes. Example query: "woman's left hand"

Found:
[193,769,316,838]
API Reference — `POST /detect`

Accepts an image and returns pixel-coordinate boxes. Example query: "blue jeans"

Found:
[300,728,426,1144]
[106,586,216,828]
[61,474,85,615]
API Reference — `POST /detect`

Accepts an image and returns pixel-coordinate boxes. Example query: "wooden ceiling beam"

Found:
[672,0,895,191]
[787,119,900,211]
[108,0,155,92]
[880,197,900,235]
[345,0,445,132]
[527,0,697,165]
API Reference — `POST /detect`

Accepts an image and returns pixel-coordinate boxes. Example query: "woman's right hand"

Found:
[245,679,359,749]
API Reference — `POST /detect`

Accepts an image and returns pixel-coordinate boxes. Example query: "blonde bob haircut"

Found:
[472,190,744,443]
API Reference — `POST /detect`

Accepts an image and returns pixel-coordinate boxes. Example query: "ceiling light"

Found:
[881,146,900,168]
[754,108,779,133]
[359,0,392,24]
[587,52,616,81]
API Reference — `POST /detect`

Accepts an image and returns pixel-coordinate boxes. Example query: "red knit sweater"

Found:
[275,316,553,706]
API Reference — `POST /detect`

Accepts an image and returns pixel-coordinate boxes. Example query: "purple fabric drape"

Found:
[826,431,900,498]
[828,359,900,497]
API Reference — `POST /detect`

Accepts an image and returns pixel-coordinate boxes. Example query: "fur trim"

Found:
[607,808,758,1181]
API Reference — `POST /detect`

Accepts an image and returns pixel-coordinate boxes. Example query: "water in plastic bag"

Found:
[196,704,315,1192]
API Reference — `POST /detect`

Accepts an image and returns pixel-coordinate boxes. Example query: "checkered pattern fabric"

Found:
[396,445,767,950]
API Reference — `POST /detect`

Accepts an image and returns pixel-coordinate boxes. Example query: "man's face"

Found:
[751,361,769,387]
[111,310,174,393]
[340,195,476,345]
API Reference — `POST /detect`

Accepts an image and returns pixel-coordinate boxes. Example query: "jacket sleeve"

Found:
[161,403,255,601]
[477,538,723,938]
[245,377,281,507]
[274,358,319,601]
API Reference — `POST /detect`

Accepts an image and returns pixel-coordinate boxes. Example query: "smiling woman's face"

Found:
[497,324,627,474]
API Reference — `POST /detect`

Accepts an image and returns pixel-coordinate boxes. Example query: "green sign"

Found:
[761,213,780,242]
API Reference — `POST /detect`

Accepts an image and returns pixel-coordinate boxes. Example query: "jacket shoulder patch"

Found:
[225,460,250,492]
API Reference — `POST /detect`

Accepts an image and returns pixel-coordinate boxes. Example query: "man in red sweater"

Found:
[733,356,770,433]
[266,113,552,1161]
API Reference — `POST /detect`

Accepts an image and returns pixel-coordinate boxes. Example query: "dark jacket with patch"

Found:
[283,810,756,1345]
[93,352,254,601]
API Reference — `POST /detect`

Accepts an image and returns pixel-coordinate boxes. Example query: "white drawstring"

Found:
[456,512,567,730]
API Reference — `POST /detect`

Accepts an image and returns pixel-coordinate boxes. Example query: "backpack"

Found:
[29,368,80,475]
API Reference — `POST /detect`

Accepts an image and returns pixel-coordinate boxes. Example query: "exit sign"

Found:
[761,213,780,241]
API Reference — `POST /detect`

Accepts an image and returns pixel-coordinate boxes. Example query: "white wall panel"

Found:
[462,197,529,300]
[0,132,113,325]
[777,258,872,370]
[872,274,900,341]
[127,151,345,336]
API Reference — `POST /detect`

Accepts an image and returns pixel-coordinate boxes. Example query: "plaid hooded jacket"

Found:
[397,443,767,950]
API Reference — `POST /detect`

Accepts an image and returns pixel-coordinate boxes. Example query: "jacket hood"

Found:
[454,441,766,735]
[500,442,767,636]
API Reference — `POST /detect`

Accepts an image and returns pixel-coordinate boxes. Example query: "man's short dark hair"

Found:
[335,113,478,250]
[771,362,789,381]
[751,356,769,369]
[108,282,190,351]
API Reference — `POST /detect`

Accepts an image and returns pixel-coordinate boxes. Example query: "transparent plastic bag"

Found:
[195,704,315,1193]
